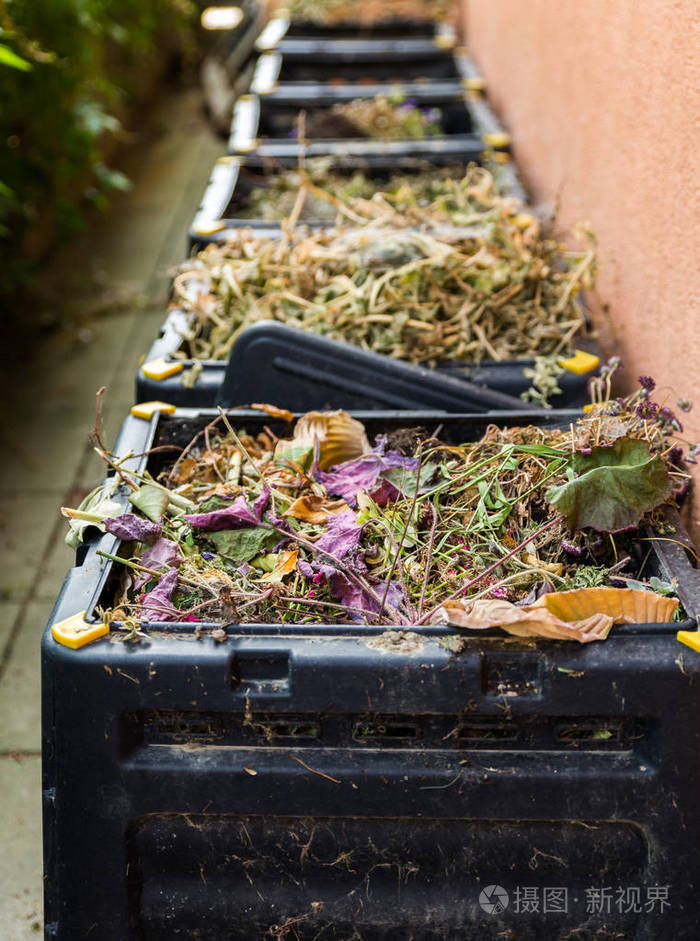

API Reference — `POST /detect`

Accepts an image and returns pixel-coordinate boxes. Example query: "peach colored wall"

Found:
[461,0,700,529]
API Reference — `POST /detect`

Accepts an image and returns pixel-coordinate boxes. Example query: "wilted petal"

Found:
[297,560,316,578]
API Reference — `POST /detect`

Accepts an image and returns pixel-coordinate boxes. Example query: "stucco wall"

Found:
[462,0,700,528]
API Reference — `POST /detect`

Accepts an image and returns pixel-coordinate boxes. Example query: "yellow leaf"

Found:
[282,493,348,524]
[274,410,370,471]
[440,598,613,644]
[260,549,299,583]
[543,586,678,624]
[438,587,678,644]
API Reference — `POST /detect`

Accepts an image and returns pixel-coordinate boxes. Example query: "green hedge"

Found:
[0,0,194,304]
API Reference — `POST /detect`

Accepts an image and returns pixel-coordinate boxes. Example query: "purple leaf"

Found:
[136,538,181,590]
[139,569,179,622]
[329,573,404,622]
[318,452,418,506]
[368,478,400,507]
[313,510,364,576]
[104,513,162,544]
[185,487,270,532]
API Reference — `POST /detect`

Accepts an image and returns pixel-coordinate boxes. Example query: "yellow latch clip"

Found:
[434,33,456,50]
[482,131,511,149]
[51,611,109,649]
[130,401,177,420]
[677,629,700,653]
[558,350,600,375]
[462,76,485,93]
[141,357,184,381]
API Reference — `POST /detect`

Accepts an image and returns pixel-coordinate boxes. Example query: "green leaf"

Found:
[383,461,438,496]
[210,526,278,563]
[547,437,673,533]
[0,44,32,71]
[250,553,278,573]
[64,484,122,549]
[129,485,169,522]
[197,494,234,514]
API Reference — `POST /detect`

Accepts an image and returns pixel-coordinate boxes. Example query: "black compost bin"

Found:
[228,89,509,164]
[255,14,457,48]
[248,43,486,90]
[137,317,599,410]
[187,153,526,249]
[43,406,700,940]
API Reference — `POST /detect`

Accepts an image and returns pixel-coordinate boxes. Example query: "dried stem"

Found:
[415,514,565,626]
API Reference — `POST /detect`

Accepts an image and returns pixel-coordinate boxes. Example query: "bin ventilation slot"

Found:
[457,722,520,743]
[353,719,420,741]
[557,721,623,745]
[123,712,647,754]
[125,711,321,747]
[256,719,320,740]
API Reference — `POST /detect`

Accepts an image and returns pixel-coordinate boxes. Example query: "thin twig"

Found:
[417,502,439,619]
[290,753,341,784]
[264,522,399,625]
[96,550,215,594]
[415,514,565,625]
[379,448,422,620]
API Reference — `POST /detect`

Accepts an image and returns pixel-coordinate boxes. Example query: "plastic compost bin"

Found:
[138,320,531,411]
[43,407,700,940]
[249,44,486,90]
[188,153,526,249]
[199,0,261,53]
[248,38,476,85]
[250,43,461,82]
[138,317,600,410]
[200,0,268,85]
[228,89,510,164]
[255,13,458,47]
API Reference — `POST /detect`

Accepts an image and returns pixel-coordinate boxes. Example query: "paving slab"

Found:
[0,494,66,603]
[0,410,97,496]
[0,602,24,659]
[36,537,79,607]
[0,600,55,752]
[0,756,43,940]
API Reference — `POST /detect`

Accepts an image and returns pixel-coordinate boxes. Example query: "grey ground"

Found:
[0,85,221,938]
